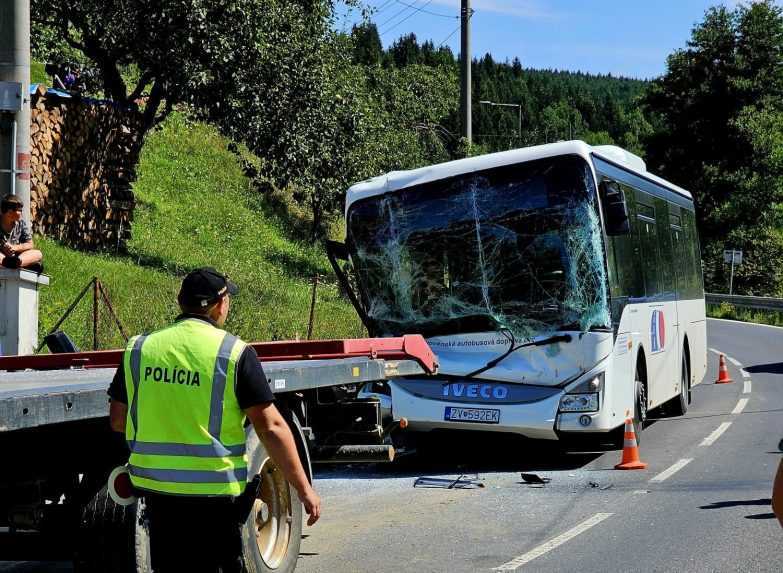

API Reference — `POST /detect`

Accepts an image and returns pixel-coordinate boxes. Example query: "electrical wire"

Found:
[392,0,458,19]
[437,7,472,47]
[378,0,423,29]
[381,0,436,36]
[438,23,461,47]
[374,0,396,14]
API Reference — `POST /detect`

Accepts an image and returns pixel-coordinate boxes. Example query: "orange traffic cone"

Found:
[615,417,647,470]
[715,354,733,384]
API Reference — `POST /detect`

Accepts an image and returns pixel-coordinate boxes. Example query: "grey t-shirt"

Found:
[0,220,32,246]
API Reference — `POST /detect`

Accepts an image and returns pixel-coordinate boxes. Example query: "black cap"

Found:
[178,267,238,308]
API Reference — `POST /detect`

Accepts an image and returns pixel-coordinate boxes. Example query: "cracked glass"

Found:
[347,154,610,339]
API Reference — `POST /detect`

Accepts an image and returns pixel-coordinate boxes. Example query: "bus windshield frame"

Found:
[346,154,612,339]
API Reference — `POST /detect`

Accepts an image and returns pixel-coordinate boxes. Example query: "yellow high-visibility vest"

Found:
[123,318,248,496]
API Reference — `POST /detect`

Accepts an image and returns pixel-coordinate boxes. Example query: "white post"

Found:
[0,268,49,355]
[729,251,735,296]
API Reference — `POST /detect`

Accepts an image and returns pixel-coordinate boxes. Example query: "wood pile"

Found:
[29,84,143,251]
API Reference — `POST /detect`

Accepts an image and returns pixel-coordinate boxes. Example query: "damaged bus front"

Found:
[328,141,705,446]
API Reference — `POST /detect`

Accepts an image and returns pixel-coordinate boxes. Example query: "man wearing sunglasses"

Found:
[0,194,43,271]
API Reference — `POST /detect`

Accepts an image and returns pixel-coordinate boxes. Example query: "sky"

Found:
[336,1,755,79]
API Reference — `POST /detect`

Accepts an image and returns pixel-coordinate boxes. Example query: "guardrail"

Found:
[705,293,783,311]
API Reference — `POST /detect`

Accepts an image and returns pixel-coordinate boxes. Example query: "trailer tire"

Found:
[242,414,311,573]
[74,484,150,573]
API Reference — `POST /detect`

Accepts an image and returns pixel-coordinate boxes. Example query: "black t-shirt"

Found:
[107,315,274,410]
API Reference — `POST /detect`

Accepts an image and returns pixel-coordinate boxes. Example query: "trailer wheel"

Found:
[242,414,311,573]
[74,484,150,573]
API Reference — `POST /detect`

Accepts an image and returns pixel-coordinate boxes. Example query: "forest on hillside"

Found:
[30,0,783,297]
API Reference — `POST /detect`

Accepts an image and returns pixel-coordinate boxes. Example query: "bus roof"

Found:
[345,140,692,212]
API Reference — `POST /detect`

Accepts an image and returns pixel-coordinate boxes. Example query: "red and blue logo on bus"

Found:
[650,309,665,352]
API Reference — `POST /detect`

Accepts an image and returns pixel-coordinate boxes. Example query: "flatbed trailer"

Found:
[0,336,437,572]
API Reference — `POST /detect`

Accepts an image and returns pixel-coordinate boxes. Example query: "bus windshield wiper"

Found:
[464,330,573,379]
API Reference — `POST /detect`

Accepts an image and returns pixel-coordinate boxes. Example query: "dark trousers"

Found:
[143,493,247,573]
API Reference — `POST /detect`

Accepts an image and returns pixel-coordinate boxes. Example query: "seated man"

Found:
[0,194,43,272]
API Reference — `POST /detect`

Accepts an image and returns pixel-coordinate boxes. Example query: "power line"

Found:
[392,0,458,19]
[438,7,472,47]
[373,0,396,14]
[438,23,461,47]
[378,0,422,29]
[381,0,436,36]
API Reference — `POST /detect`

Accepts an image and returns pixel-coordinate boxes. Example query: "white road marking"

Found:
[726,356,742,367]
[743,380,752,394]
[741,369,751,378]
[708,347,721,355]
[731,398,749,415]
[700,422,732,446]
[493,513,613,571]
[650,458,693,482]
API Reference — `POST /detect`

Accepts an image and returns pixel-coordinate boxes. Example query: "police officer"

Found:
[108,267,320,572]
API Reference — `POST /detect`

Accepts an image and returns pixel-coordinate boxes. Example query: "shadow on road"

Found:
[745,513,776,520]
[314,432,604,480]
[745,362,783,375]
[699,498,771,509]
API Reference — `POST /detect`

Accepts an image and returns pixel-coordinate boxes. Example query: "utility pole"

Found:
[0,0,31,221]
[460,0,472,144]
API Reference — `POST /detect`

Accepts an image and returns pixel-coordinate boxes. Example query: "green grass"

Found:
[38,113,364,350]
[31,61,48,86]
[707,302,783,327]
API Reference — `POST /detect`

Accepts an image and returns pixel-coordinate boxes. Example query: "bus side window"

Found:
[681,209,703,297]
[670,207,685,299]
[607,184,644,301]
[636,191,659,298]
[654,197,675,297]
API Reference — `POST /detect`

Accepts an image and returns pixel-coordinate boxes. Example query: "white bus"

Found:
[328,141,706,445]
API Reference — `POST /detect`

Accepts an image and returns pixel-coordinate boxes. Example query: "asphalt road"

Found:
[297,318,783,573]
[3,318,782,572]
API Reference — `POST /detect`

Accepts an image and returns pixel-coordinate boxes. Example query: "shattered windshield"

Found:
[347,155,610,338]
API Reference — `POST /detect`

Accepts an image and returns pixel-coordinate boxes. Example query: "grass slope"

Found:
[38,113,363,349]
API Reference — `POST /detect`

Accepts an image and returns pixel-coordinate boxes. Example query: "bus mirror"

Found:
[600,180,630,236]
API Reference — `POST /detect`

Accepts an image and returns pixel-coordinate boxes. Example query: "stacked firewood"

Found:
[29,84,143,251]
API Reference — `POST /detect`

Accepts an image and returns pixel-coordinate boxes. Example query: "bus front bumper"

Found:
[389,380,562,440]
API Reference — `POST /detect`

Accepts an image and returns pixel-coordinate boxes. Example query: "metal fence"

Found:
[705,293,783,312]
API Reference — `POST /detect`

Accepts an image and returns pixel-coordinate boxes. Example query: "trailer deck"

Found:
[0,335,438,433]
[0,356,428,433]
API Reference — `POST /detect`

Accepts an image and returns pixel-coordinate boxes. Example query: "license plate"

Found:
[444,406,500,424]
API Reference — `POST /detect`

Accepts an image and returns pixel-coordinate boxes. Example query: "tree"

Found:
[351,22,383,66]
[32,0,347,132]
[643,0,783,294]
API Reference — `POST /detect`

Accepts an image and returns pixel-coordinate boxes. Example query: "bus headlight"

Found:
[559,393,599,412]
[559,373,603,412]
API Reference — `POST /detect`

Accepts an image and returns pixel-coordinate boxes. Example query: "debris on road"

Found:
[520,473,551,486]
[413,474,485,489]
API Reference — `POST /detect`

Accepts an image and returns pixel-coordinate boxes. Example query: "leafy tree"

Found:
[351,22,383,66]
[643,0,783,294]
[31,0,350,132]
